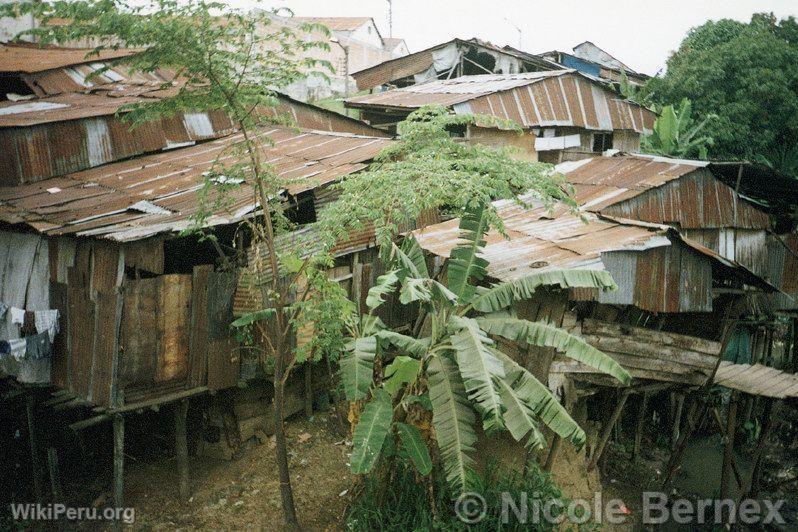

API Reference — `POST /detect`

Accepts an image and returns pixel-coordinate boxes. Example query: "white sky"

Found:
[251,0,798,75]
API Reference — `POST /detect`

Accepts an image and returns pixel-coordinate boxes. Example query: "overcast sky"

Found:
[254,0,797,75]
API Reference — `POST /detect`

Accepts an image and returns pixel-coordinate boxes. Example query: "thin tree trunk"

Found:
[273,354,299,528]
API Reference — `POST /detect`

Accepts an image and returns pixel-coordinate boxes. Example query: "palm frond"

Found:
[427,354,477,493]
[375,329,430,357]
[477,315,630,385]
[448,316,505,432]
[470,270,617,313]
[350,390,394,473]
[340,335,376,401]
[446,202,489,303]
[365,270,399,311]
[494,349,585,446]
[390,236,429,279]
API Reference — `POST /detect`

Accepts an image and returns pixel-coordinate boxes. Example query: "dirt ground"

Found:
[125,413,353,530]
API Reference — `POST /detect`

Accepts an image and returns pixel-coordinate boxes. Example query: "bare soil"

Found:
[125,413,353,530]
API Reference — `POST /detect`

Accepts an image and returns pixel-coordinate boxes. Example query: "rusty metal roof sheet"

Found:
[0,42,139,73]
[412,191,774,309]
[347,70,655,133]
[350,38,563,89]
[558,154,772,229]
[412,199,667,282]
[0,126,391,241]
[0,91,157,127]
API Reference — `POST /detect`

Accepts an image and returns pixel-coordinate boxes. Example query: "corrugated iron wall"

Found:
[0,110,233,186]
[600,169,771,230]
[598,241,713,313]
[454,74,654,133]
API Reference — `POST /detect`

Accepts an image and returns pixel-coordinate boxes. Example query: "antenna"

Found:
[503,17,522,49]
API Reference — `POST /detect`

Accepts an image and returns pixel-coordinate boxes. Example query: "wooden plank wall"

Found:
[119,274,192,401]
[66,240,124,407]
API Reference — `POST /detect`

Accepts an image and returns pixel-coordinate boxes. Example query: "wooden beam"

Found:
[175,399,189,501]
[113,414,125,510]
[543,435,561,472]
[633,393,649,461]
[588,389,630,470]
[711,407,743,488]
[720,392,739,522]
[108,386,208,414]
[26,395,43,503]
[747,399,778,498]
[47,448,64,501]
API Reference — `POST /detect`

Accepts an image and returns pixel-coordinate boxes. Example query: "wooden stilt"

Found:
[720,392,739,521]
[26,394,43,503]
[47,448,64,502]
[304,362,313,417]
[587,390,629,470]
[671,393,685,449]
[633,393,649,461]
[543,435,561,472]
[113,413,125,509]
[711,407,744,488]
[175,399,189,501]
[747,399,777,498]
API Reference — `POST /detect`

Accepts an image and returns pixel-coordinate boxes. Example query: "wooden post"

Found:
[587,390,629,470]
[26,394,43,503]
[175,399,189,501]
[113,413,125,509]
[633,393,649,461]
[543,435,561,472]
[47,448,64,502]
[748,399,777,498]
[671,393,685,449]
[304,362,313,417]
[711,407,744,488]
[720,392,739,519]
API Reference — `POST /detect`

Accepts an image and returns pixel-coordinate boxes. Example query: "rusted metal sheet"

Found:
[351,38,561,90]
[0,42,138,74]
[0,126,391,241]
[559,156,771,230]
[0,104,235,185]
[413,191,765,313]
[347,71,655,134]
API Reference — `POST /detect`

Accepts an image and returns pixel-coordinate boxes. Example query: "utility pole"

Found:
[386,0,393,38]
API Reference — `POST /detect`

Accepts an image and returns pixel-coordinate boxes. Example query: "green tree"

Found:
[339,208,630,494]
[2,0,340,527]
[647,13,798,172]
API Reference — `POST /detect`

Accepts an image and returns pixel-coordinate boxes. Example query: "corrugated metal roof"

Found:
[558,154,772,229]
[412,201,667,282]
[0,127,391,241]
[347,70,655,133]
[0,42,139,74]
[350,38,563,89]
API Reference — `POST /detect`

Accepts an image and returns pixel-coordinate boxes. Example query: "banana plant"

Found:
[341,202,631,493]
[642,98,716,159]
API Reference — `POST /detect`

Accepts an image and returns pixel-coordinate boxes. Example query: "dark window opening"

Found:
[0,74,35,100]
[592,132,613,153]
[462,47,496,75]
[446,123,466,138]
[284,191,317,226]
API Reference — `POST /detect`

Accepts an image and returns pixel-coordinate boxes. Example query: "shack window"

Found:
[592,132,613,153]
